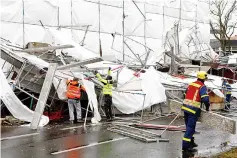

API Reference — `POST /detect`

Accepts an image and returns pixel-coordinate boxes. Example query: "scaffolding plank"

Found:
[132,124,186,131]
[30,63,57,129]
[107,127,157,143]
[17,45,74,53]
[57,57,103,70]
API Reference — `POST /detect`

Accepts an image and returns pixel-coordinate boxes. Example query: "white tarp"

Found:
[113,67,167,114]
[0,68,49,126]
[1,0,213,63]
[231,82,237,99]
[80,74,101,122]
[228,54,237,64]
[153,70,225,98]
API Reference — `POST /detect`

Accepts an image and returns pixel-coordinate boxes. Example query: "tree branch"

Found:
[210,21,221,41]
[224,1,236,29]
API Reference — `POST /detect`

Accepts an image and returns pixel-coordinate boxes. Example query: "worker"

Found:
[66,77,83,124]
[182,71,210,152]
[222,79,232,110]
[94,68,113,121]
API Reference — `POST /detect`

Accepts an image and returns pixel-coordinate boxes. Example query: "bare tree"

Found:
[210,0,237,54]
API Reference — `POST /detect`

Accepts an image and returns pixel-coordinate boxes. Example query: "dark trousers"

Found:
[104,95,112,119]
[182,111,198,149]
[81,100,93,118]
[225,94,231,109]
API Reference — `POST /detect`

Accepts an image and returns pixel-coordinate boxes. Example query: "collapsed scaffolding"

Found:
[1,0,237,142]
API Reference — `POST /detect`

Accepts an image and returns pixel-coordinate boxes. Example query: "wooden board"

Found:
[57,57,103,70]
[30,63,57,129]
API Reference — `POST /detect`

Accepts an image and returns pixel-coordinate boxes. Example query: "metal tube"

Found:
[84,100,90,128]
[122,0,125,61]
[160,113,180,136]
[140,94,146,123]
[15,86,50,107]
[22,0,25,47]
[48,79,62,107]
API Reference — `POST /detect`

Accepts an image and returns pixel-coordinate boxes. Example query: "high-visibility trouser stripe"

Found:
[201,94,209,98]
[181,106,196,114]
[226,92,231,94]
[183,100,201,108]
[183,137,191,142]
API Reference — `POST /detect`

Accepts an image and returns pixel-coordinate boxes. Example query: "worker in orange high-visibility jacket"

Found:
[66,77,83,124]
[182,71,210,153]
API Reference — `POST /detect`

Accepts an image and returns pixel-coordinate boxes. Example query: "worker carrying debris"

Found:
[66,77,83,124]
[222,79,232,110]
[94,67,113,122]
[182,71,210,153]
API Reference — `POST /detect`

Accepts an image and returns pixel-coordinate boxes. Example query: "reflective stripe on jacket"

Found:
[96,73,113,96]
[66,80,81,99]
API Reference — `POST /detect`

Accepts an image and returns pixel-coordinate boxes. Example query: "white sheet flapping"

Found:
[0,69,49,126]
[113,67,167,114]
[80,74,101,122]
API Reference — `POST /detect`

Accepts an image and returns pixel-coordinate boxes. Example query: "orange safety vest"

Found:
[66,80,81,99]
[183,80,204,108]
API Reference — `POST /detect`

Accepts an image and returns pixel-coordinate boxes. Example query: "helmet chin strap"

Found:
[197,78,205,83]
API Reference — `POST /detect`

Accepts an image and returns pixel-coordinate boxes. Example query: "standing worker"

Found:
[94,68,113,121]
[182,71,210,153]
[222,79,232,110]
[66,77,83,124]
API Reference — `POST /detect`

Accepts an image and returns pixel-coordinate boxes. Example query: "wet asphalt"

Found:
[1,111,237,158]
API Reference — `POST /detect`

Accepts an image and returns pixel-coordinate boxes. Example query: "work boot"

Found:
[69,120,74,124]
[106,118,113,122]
[191,138,198,148]
[182,150,195,158]
[77,119,84,123]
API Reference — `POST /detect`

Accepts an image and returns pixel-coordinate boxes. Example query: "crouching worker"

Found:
[94,68,113,122]
[182,71,210,153]
[66,77,83,124]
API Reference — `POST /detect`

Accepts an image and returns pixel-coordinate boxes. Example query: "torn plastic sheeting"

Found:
[113,91,146,114]
[157,71,224,98]
[0,68,49,127]
[80,74,101,122]
[43,29,98,61]
[113,67,166,114]
[141,67,167,105]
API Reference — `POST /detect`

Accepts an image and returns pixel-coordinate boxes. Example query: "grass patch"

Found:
[212,148,237,158]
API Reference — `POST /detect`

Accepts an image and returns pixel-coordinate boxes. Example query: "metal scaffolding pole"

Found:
[122,0,125,61]
[22,0,25,47]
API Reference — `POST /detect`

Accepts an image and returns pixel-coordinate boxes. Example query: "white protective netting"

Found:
[1,0,213,64]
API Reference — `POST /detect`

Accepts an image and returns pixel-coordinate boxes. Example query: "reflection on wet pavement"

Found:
[1,112,237,158]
